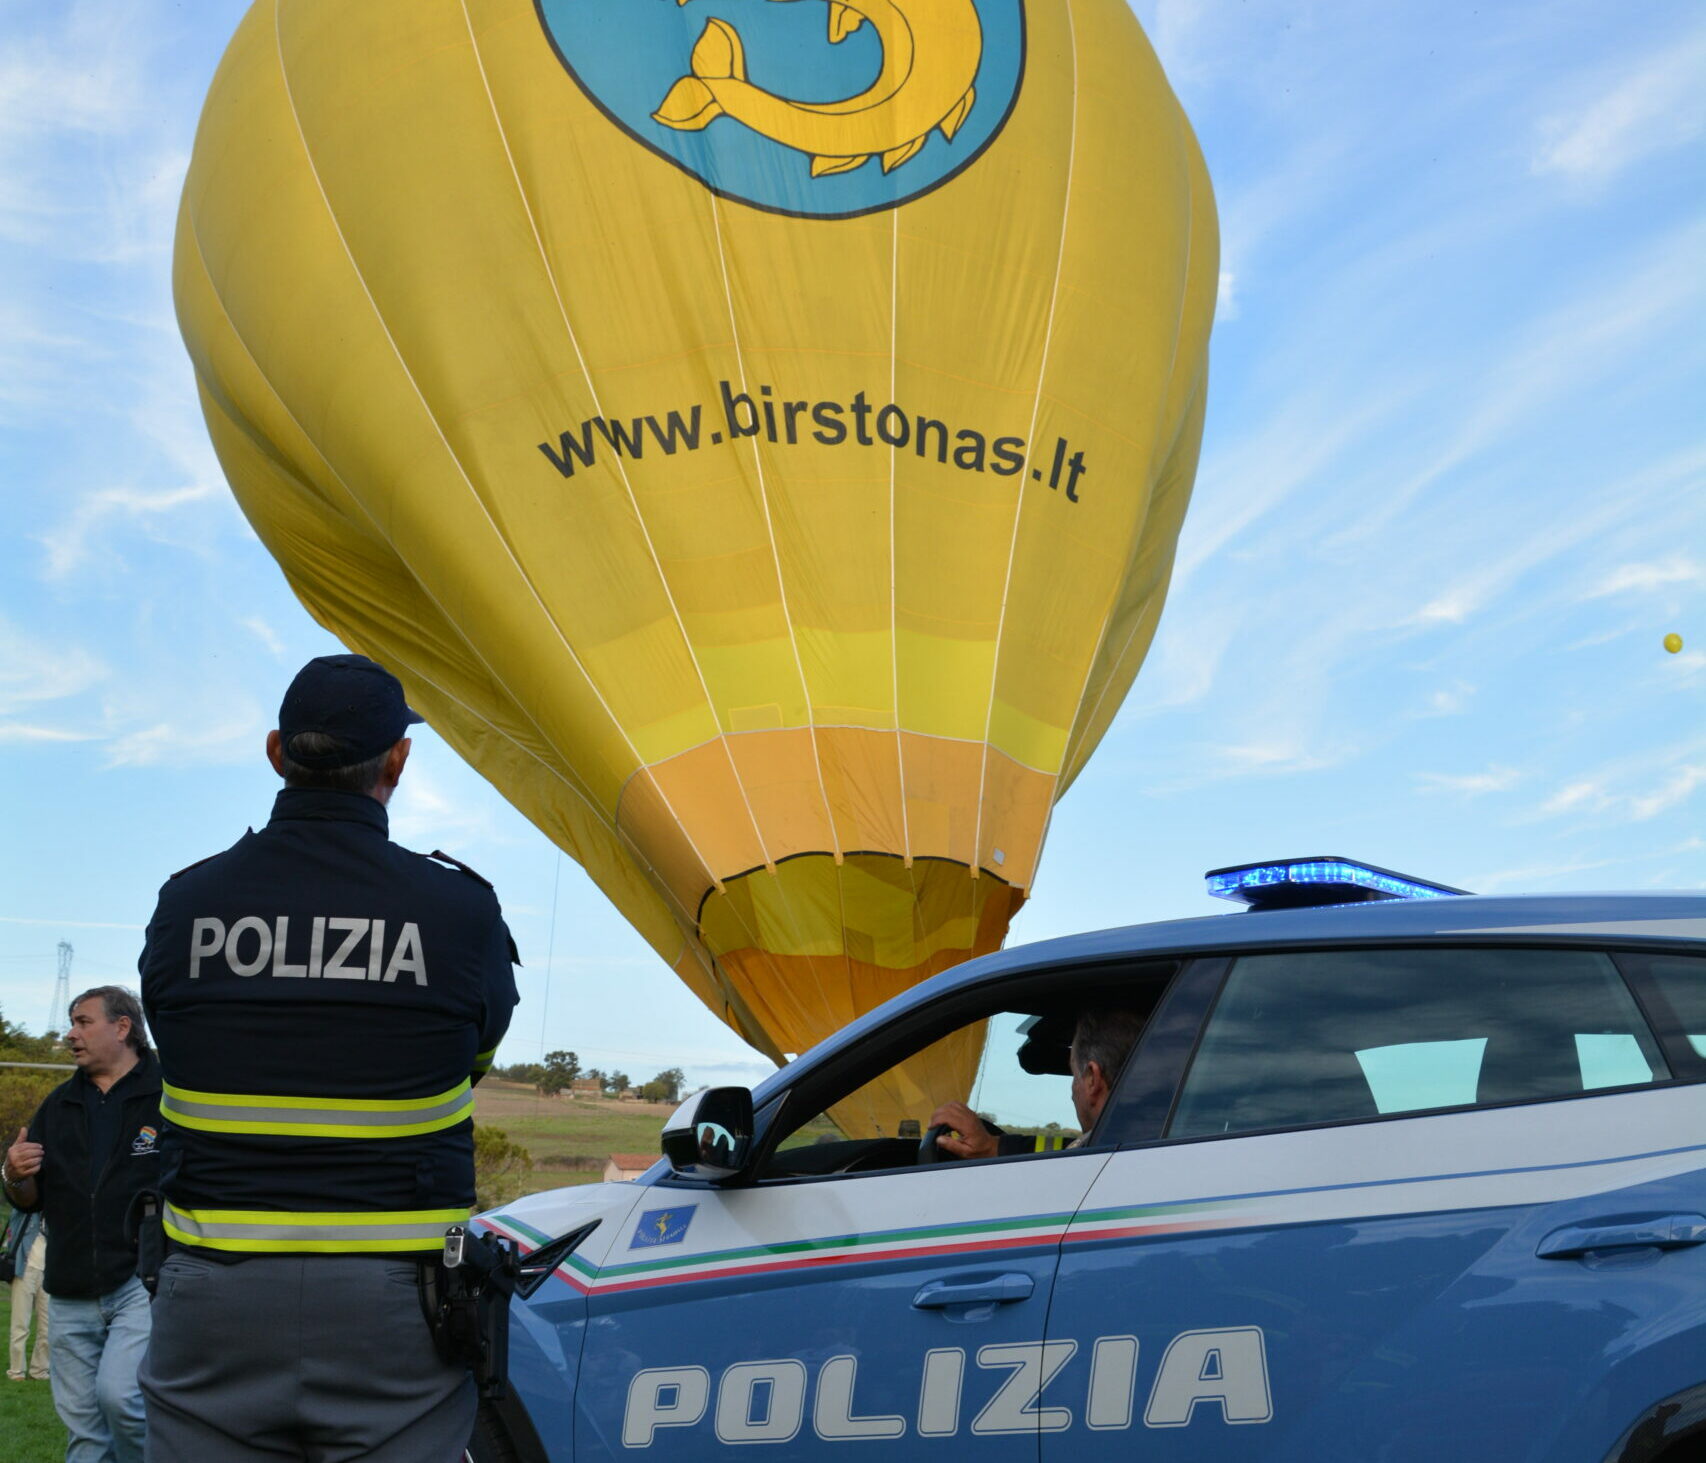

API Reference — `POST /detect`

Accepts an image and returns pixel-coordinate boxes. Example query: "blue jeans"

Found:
[49,1276,151,1463]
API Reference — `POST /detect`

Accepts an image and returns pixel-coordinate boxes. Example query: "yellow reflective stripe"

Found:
[161,1080,472,1139]
[472,1046,497,1073]
[162,1081,470,1112]
[164,1203,469,1254]
[162,1232,446,1254]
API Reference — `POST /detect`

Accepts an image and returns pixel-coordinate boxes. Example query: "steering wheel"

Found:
[917,1122,955,1165]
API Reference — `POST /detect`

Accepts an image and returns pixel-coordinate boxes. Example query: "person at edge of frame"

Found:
[3,986,162,1463]
[136,654,520,1463]
[5,1205,51,1380]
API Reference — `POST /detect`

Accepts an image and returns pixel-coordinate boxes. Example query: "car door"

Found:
[1043,944,1706,1463]
[571,1001,1125,1461]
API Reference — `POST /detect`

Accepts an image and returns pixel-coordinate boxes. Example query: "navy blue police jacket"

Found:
[138,787,519,1257]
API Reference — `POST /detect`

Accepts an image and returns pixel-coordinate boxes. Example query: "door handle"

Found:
[912,1272,1035,1309]
[1537,1212,1706,1260]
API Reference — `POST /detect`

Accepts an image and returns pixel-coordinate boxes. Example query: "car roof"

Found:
[755,891,1706,1101]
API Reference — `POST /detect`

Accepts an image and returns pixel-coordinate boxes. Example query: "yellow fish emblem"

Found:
[653,0,982,177]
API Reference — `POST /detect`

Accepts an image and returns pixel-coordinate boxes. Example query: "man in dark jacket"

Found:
[3,985,161,1462]
[137,653,519,1462]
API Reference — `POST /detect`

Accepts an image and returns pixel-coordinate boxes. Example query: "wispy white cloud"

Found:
[0,723,96,744]
[1215,271,1238,322]
[0,617,107,715]
[1348,216,1706,558]
[389,765,510,853]
[101,706,264,769]
[1408,436,1706,628]
[1121,599,1245,720]
[1173,383,1407,582]
[1587,555,1702,598]
[39,483,223,578]
[1474,857,1619,894]
[1204,735,1351,780]
[1629,765,1706,821]
[1533,738,1706,825]
[1542,780,1606,816]
[0,5,173,254]
[241,617,287,657]
[1531,24,1706,185]
[1422,683,1475,717]
[1416,766,1519,796]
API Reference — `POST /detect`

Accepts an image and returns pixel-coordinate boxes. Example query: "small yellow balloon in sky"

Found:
[1664,632,1684,654]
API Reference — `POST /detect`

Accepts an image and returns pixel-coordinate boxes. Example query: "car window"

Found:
[1170,947,1670,1139]
[1630,953,1706,1060]
[763,1009,1084,1179]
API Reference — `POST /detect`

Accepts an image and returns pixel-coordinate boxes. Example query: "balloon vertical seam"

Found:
[703,192,844,877]
[971,0,1081,885]
[888,206,914,869]
[702,179,848,1047]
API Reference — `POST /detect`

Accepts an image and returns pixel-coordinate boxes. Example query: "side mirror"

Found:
[661,1087,755,1181]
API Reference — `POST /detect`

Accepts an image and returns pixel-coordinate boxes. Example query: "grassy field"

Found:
[473,1080,675,1197]
[0,1286,63,1463]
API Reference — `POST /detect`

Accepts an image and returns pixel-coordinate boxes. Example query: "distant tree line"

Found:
[492,1051,686,1104]
[0,1005,66,1138]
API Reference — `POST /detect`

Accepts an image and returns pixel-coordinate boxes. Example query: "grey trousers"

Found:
[138,1252,474,1463]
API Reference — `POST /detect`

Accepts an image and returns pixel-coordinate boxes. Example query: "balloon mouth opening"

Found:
[694,848,1015,927]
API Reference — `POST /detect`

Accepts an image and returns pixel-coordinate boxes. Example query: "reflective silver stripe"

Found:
[161,1088,471,1132]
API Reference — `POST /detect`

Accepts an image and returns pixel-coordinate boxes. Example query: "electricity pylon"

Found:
[48,941,72,1037]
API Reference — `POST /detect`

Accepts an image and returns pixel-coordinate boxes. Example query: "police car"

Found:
[469,859,1706,1462]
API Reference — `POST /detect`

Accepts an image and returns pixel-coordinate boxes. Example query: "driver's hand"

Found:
[928,1102,999,1161]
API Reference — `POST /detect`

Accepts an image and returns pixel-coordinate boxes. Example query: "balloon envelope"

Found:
[176,0,1217,1133]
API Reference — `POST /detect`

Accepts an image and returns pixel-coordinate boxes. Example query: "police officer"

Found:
[137,654,519,1462]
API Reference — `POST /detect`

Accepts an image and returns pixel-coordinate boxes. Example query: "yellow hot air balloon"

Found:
[1665,633,1684,654]
[175,0,1217,1135]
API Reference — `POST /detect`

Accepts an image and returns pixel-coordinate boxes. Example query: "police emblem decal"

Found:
[630,1206,697,1249]
[533,0,1025,219]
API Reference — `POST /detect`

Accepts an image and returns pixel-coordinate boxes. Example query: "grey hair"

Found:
[70,986,149,1056]
[1069,1007,1146,1086]
[277,731,391,794]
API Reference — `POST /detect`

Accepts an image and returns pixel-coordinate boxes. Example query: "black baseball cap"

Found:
[277,654,424,769]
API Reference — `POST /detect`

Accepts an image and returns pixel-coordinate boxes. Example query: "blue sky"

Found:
[3,1,1703,1091]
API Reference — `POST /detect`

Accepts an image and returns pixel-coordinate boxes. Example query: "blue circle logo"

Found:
[535,0,1026,219]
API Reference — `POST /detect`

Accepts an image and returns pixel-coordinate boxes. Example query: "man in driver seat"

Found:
[928,1007,1146,1160]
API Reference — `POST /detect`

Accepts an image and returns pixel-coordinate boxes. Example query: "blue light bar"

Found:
[1206,857,1470,911]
